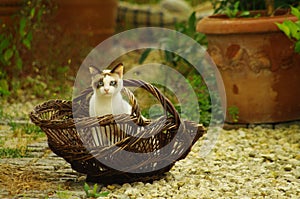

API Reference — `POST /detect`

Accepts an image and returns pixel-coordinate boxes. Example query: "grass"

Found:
[0,105,45,158]
[0,147,28,158]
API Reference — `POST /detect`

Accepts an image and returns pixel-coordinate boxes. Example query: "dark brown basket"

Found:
[29,79,206,184]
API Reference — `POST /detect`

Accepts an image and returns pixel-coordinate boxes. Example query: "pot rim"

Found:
[197,9,298,34]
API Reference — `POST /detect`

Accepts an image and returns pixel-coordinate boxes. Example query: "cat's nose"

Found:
[104,88,109,93]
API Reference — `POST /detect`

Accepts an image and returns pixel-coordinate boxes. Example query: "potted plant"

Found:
[197,0,300,124]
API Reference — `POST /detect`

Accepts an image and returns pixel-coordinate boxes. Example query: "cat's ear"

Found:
[89,65,101,76]
[111,63,124,78]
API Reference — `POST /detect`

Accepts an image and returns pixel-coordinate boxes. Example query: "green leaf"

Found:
[0,79,10,96]
[95,191,109,197]
[30,8,35,19]
[22,39,31,49]
[281,20,300,40]
[276,22,291,38]
[0,39,10,53]
[239,11,250,17]
[92,183,98,194]
[37,9,43,21]
[188,12,196,33]
[164,50,174,64]
[139,48,152,64]
[294,40,300,54]
[4,48,13,62]
[175,22,185,32]
[233,1,240,10]
[16,55,23,70]
[291,6,300,20]
[19,17,27,37]
[290,24,300,40]
[27,31,33,42]
[22,30,33,49]
[232,1,240,17]
[83,182,90,195]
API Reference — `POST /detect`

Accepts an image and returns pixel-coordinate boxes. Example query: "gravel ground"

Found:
[0,102,299,198]
[1,125,299,198]
[102,125,300,199]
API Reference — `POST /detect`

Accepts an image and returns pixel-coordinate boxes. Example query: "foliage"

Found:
[119,0,207,6]
[210,0,300,15]
[0,0,74,101]
[276,6,300,53]
[223,1,250,18]
[0,147,28,158]
[83,183,109,198]
[119,0,161,4]
[139,12,207,65]
[0,0,49,99]
[56,185,72,199]
[0,103,45,158]
[0,70,10,97]
[0,0,48,71]
[139,12,212,126]
[175,12,207,46]
[228,106,239,123]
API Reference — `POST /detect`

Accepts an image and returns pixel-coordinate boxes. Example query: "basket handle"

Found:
[121,86,146,125]
[124,79,180,128]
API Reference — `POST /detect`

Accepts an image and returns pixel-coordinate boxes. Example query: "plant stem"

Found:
[265,0,274,16]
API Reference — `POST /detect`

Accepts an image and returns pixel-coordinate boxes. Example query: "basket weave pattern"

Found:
[30,79,206,184]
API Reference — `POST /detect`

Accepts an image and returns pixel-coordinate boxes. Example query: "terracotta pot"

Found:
[52,0,118,46]
[197,10,300,124]
[0,0,23,25]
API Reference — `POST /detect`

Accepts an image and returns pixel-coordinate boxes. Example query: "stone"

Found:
[284,164,293,172]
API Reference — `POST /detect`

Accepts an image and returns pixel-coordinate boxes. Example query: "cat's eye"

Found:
[110,81,117,86]
[98,81,104,87]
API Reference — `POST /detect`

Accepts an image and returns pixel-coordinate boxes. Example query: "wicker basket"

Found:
[29,79,206,184]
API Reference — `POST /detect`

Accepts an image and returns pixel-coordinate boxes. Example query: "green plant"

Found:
[139,12,207,65]
[0,70,10,97]
[0,147,28,158]
[119,0,161,4]
[0,0,47,71]
[56,185,72,199]
[210,0,299,15]
[0,0,50,100]
[276,6,300,53]
[139,12,212,125]
[119,0,205,6]
[223,1,250,18]
[83,183,109,198]
[228,106,239,123]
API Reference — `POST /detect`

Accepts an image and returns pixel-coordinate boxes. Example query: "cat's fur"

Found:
[89,63,131,117]
[88,63,131,146]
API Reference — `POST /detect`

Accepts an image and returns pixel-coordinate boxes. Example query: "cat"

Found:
[89,63,132,117]
[88,63,132,146]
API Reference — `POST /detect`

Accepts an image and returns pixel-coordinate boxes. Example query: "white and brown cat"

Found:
[89,63,131,117]
[88,63,131,146]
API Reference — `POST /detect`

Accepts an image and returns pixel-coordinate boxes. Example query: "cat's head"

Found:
[89,63,124,97]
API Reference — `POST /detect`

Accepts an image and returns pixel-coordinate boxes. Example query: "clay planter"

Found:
[0,0,22,25]
[197,10,300,124]
[52,0,118,46]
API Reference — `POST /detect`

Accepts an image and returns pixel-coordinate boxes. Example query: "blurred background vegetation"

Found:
[1,0,298,125]
[0,0,211,103]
